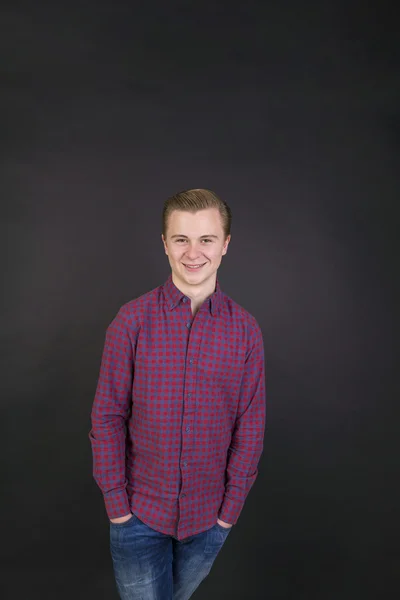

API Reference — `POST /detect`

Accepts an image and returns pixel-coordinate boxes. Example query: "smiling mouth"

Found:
[183,262,206,270]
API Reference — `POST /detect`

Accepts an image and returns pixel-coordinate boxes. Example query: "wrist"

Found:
[110,513,132,524]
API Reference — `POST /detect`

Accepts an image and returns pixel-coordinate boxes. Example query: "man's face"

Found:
[162,208,231,290]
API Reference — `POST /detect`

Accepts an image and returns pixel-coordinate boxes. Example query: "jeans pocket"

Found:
[110,514,137,528]
[214,521,232,533]
[204,522,231,555]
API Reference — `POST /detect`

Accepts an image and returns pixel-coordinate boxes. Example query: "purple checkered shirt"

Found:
[89,274,266,541]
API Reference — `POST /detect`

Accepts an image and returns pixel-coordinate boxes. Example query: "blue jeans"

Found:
[110,513,232,600]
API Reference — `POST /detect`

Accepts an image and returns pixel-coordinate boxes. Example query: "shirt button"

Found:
[183,461,187,467]
[186,322,191,328]
[186,427,190,432]
[189,359,193,364]
[183,297,187,303]
[188,393,192,397]
[181,493,186,498]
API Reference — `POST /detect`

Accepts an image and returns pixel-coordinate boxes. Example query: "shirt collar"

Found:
[162,273,223,317]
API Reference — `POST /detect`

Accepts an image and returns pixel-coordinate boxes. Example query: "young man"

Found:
[89,188,266,599]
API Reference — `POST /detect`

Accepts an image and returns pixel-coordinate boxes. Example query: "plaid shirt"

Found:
[89,274,266,541]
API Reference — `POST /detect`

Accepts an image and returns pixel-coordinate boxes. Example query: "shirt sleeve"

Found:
[218,319,266,525]
[89,306,137,520]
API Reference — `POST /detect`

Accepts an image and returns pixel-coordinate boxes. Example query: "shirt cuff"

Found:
[103,489,131,520]
[218,495,242,526]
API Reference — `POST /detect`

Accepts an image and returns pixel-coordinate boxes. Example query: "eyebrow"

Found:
[170,234,219,239]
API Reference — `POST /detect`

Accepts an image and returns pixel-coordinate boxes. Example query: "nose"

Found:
[185,242,204,260]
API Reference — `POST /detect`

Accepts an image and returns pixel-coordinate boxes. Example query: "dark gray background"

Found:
[1,1,399,598]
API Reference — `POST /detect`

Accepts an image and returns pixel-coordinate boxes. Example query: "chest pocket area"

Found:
[197,346,243,385]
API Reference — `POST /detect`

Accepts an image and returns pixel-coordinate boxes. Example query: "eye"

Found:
[175,238,213,243]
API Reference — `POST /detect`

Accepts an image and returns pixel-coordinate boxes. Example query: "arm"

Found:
[89,306,137,520]
[218,320,266,526]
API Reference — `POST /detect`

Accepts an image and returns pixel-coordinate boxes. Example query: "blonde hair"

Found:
[162,188,231,240]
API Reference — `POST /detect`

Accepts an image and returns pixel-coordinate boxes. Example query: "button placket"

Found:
[179,307,207,528]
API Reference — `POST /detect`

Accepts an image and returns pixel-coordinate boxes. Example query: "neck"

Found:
[171,271,216,304]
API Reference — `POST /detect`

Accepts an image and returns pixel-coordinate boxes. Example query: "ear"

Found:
[222,235,231,254]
